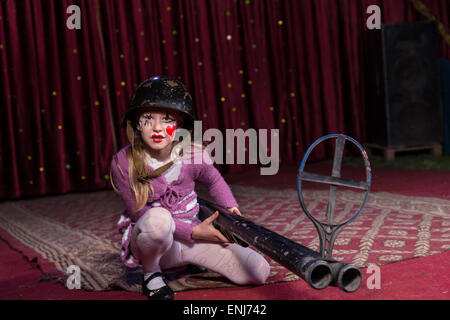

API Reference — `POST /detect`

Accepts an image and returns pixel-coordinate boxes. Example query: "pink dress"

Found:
[110,145,239,268]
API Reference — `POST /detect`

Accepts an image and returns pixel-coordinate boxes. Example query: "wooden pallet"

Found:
[365,143,442,161]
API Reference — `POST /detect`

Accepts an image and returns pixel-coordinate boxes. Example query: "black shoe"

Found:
[142,272,174,300]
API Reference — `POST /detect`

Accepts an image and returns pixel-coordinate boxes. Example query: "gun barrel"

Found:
[271,232,363,292]
[252,229,363,292]
[198,199,332,290]
[198,198,362,292]
[328,262,363,293]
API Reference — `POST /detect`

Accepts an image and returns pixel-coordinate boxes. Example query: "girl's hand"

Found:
[228,206,242,216]
[191,211,230,243]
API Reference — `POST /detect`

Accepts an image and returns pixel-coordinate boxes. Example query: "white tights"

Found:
[130,207,271,286]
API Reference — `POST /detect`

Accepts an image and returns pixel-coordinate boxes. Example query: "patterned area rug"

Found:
[0,185,449,293]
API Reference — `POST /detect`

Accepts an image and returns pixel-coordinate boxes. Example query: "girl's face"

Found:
[137,108,183,152]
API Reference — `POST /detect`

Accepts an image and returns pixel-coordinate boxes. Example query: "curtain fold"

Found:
[1,0,449,199]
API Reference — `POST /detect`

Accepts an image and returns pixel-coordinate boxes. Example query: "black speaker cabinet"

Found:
[365,21,443,148]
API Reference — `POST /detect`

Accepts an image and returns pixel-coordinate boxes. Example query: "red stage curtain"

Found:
[0,0,449,199]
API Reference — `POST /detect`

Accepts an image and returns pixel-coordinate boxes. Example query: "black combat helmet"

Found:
[122,75,196,130]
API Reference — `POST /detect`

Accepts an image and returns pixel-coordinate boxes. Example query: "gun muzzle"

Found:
[265,226,363,293]
[328,262,363,293]
[298,257,333,290]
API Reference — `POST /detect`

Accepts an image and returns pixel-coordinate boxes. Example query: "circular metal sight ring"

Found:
[297,134,372,259]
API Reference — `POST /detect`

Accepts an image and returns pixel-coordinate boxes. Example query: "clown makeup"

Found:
[138,112,178,138]
[136,110,183,157]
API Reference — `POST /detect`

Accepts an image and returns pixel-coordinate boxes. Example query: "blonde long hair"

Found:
[111,120,204,212]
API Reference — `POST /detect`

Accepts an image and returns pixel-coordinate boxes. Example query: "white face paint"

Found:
[137,110,181,153]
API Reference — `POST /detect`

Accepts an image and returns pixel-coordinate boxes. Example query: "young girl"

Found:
[110,76,270,300]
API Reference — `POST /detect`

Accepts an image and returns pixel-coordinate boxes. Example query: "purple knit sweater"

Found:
[110,144,238,267]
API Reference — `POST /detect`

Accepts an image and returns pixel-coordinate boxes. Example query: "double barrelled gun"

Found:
[198,198,362,292]
[198,134,372,293]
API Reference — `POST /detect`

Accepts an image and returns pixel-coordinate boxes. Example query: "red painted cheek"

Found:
[165,125,176,137]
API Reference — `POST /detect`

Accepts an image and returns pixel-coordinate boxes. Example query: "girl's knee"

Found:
[137,208,174,243]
